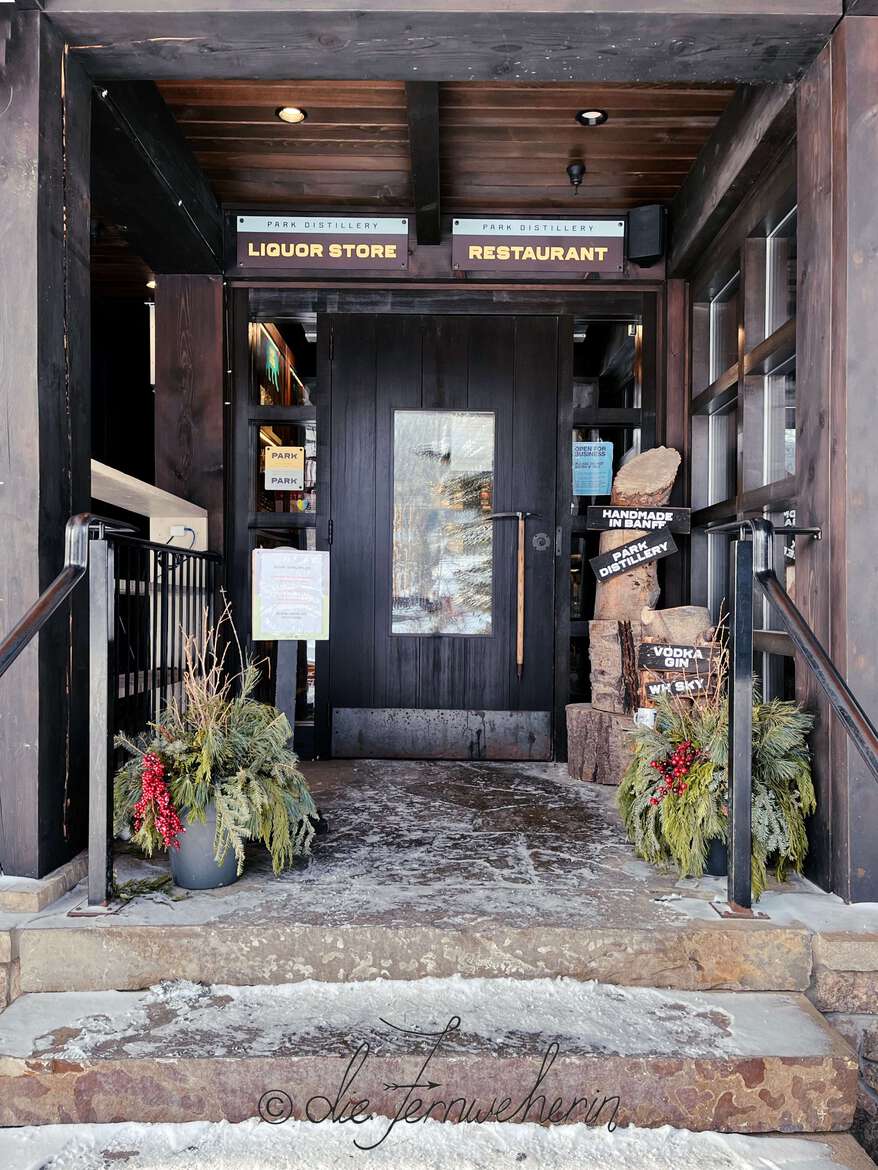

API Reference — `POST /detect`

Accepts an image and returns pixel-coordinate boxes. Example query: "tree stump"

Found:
[594,447,681,621]
[566,704,635,785]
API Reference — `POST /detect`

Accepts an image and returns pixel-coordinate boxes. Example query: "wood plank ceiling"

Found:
[157,80,736,213]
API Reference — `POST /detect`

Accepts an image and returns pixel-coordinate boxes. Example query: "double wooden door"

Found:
[327,313,560,759]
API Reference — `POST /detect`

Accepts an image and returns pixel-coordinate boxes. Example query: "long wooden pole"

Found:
[516,512,525,680]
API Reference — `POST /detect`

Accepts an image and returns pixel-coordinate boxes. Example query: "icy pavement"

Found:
[0,1120,874,1170]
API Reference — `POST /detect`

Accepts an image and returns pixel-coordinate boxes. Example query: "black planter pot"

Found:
[706,838,729,878]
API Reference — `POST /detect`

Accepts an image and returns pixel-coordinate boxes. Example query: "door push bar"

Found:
[488,511,539,680]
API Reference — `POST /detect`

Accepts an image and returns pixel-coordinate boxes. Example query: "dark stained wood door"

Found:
[328,314,559,759]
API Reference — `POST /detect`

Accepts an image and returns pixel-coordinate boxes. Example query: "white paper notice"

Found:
[252,548,329,641]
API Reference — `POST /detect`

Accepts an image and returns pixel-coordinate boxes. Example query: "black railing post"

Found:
[88,534,115,907]
[728,535,754,911]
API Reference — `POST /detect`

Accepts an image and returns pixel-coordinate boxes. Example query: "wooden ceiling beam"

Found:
[405,81,441,246]
[666,82,797,277]
[40,6,839,83]
[91,82,223,273]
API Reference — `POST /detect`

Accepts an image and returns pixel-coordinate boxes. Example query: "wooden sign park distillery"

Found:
[452,218,625,273]
[237,215,409,270]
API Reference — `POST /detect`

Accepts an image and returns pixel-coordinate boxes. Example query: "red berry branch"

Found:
[648,740,700,806]
[134,751,185,850]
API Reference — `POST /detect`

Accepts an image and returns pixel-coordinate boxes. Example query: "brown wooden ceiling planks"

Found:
[155,79,735,214]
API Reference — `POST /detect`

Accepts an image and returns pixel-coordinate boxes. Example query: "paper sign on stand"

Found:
[252,548,329,641]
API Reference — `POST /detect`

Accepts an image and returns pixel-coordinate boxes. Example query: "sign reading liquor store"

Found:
[586,505,691,533]
[452,218,625,273]
[237,215,409,270]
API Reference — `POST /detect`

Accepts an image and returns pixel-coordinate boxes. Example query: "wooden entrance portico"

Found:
[3,0,878,903]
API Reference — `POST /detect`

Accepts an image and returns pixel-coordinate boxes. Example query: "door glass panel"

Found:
[391,410,494,635]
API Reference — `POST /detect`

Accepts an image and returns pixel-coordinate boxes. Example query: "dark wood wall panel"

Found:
[510,316,559,711]
[796,44,835,893]
[0,12,91,876]
[154,275,225,550]
[465,317,516,713]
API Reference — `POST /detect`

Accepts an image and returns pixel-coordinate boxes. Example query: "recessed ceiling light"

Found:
[276,106,307,124]
[575,109,609,127]
[146,279,156,289]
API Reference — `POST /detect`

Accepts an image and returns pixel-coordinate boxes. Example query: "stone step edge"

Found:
[14,921,816,993]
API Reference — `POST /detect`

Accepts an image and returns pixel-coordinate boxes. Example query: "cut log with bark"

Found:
[589,619,642,715]
[567,704,635,786]
[640,605,716,645]
[593,447,681,621]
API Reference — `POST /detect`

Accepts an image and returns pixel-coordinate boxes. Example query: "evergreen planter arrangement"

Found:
[114,612,317,889]
[618,662,815,899]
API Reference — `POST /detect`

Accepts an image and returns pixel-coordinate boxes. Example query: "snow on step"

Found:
[0,977,857,1133]
[0,1121,875,1170]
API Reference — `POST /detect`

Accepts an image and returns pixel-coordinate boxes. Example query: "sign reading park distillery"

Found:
[452,218,625,273]
[237,215,409,270]
[589,529,678,581]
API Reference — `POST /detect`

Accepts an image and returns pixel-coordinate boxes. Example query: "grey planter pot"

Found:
[169,800,239,890]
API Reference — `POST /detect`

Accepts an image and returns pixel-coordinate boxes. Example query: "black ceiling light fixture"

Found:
[276,106,308,124]
[575,108,609,127]
[566,161,586,194]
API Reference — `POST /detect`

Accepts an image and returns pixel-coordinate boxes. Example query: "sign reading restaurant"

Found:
[452,217,625,273]
[236,215,409,270]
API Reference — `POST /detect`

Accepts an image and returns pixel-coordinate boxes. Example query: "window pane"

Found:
[707,532,730,623]
[708,406,736,505]
[710,273,740,381]
[766,208,797,335]
[765,363,796,482]
[256,421,317,514]
[391,411,494,635]
[572,321,641,408]
[250,321,316,406]
[742,360,795,490]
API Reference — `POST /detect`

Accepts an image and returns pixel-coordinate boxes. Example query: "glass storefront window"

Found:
[391,410,495,635]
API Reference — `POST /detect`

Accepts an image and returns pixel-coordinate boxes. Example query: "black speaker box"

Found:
[626,204,666,264]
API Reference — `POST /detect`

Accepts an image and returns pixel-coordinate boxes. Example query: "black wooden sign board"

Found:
[644,675,714,701]
[586,506,691,533]
[590,529,677,581]
[638,643,717,675]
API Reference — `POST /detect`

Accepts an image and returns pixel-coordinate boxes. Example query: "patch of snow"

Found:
[0,977,834,1063]
[0,1119,855,1170]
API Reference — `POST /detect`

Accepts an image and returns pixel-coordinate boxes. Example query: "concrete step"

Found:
[0,1120,874,1170]
[0,977,858,1132]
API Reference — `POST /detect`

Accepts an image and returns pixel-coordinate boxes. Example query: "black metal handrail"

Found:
[0,513,135,681]
[708,516,878,911]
